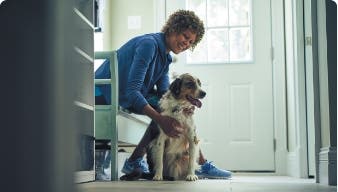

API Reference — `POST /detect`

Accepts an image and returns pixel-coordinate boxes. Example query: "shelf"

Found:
[74,100,94,111]
[75,104,94,136]
[74,170,95,183]
[74,46,94,63]
[74,0,94,24]
[73,8,94,57]
[74,8,94,29]
[72,47,94,106]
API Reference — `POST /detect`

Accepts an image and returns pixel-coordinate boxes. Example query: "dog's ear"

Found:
[169,78,182,98]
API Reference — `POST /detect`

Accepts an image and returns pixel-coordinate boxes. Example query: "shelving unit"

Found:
[73,0,95,183]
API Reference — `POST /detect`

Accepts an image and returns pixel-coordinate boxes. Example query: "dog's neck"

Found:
[171,105,195,116]
[160,92,196,116]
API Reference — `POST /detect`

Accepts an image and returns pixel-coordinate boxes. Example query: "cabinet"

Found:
[0,0,94,190]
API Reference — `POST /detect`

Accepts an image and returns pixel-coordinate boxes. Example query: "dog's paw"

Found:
[186,174,199,181]
[153,174,163,181]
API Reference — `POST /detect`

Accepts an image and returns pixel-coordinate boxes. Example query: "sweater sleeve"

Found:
[156,67,170,97]
[125,39,156,113]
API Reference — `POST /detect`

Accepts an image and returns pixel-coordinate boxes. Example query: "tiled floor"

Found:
[77,175,337,192]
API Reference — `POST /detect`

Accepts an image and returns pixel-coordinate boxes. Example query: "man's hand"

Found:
[142,104,183,138]
[183,106,195,116]
[157,115,183,138]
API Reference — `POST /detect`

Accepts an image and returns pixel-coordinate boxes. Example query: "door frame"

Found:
[154,0,288,175]
[284,0,309,178]
[270,0,288,176]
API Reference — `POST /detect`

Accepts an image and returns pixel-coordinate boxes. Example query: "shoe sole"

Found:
[121,167,132,175]
[197,175,232,179]
[122,167,150,175]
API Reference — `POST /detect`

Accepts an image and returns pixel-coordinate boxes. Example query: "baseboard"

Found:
[287,152,299,177]
[319,146,337,185]
[274,147,288,175]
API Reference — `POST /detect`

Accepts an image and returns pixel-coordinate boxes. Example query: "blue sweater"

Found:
[95,33,172,113]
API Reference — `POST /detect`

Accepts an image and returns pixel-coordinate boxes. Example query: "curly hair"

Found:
[161,10,205,51]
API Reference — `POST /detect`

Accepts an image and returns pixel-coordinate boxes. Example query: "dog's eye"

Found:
[185,82,196,89]
[197,79,201,86]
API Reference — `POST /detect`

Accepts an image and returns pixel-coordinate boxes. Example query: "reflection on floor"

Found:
[77,175,337,192]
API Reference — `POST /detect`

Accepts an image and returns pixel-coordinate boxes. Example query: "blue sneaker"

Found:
[121,157,150,174]
[195,161,232,179]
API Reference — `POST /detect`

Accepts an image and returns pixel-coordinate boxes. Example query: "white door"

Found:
[165,0,274,171]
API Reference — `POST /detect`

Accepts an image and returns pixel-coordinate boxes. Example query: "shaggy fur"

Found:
[148,73,206,181]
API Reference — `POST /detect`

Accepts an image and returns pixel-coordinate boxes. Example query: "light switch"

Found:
[128,16,141,30]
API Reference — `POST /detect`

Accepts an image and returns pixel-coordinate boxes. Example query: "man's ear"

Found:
[169,78,182,98]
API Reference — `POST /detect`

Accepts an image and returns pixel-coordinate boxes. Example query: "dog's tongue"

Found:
[187,95,202,108]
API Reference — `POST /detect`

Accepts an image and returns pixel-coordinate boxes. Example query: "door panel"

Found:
[166,0,274,171]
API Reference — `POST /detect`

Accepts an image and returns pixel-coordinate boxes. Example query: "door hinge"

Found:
[273,138,277,151]
[271,47,274,61]
[305,36,312,46]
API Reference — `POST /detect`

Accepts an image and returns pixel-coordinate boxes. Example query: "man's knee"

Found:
[148,121,160,140]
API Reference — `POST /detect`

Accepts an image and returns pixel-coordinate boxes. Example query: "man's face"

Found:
[166,29,197,54]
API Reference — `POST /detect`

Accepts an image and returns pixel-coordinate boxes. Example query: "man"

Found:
[95,9,232,179]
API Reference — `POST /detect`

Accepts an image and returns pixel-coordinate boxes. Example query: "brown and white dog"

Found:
[148,73,206,181]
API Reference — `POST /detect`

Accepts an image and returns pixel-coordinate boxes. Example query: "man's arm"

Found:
[155,68,170,97]
[124,39,156,113]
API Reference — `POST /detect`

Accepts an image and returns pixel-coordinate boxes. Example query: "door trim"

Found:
[155,0,288,175]
[284,0,309,178]
[271,0,288,176]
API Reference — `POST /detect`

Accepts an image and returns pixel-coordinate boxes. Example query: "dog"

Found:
[148,73,206,181]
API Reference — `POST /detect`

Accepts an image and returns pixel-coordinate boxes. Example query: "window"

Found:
[186,0,252,64]
[94,0,105,51]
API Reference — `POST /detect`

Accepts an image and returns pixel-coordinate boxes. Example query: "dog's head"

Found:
[169,73,206,108]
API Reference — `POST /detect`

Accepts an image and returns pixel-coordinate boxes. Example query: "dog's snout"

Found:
[199,90,206,98]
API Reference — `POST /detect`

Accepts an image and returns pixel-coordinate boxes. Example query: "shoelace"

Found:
[202,161,216,171]
[134,159,148,171]
[134,159,143,166]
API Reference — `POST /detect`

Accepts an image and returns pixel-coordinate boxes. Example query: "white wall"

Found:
[102,0,156,51]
